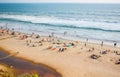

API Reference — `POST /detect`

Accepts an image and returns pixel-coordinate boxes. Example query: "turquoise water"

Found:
[0,3,120,43]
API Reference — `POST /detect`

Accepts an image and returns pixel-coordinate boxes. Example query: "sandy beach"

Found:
[0,29,120,77]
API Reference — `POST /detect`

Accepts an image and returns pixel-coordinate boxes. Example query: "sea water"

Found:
[0,3,120,46]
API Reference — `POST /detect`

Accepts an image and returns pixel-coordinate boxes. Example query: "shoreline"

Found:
[0,29,120,77]
[14,30,120,47]
[0,23,120,47]
[54,35,120,47]
[11,30,120,48]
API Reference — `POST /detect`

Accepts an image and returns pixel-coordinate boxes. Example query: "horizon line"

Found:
[0,2,120,4]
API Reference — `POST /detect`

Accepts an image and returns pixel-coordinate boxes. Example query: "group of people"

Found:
[0,26,16,36]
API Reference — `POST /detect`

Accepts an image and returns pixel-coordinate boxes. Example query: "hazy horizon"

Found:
[0,0,120,3]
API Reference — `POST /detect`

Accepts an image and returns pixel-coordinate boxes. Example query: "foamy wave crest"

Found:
[0,14,120,32]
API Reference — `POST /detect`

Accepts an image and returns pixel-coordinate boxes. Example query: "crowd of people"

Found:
[0,26,120,65]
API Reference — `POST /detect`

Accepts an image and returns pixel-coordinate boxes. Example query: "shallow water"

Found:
[0,50,61,77]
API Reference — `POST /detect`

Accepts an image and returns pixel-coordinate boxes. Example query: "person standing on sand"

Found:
[85,38,88,47]
[85,43,86,47]
[101,41,103,46]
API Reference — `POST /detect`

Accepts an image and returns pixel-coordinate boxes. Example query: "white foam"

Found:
[0,14,120,31]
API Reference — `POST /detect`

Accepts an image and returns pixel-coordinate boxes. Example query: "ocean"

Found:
[0,3,120,46]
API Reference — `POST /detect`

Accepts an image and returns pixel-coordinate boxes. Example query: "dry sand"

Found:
[0,32,120,77]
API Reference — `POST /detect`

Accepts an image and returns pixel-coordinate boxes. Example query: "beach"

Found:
[0,29,120,77]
